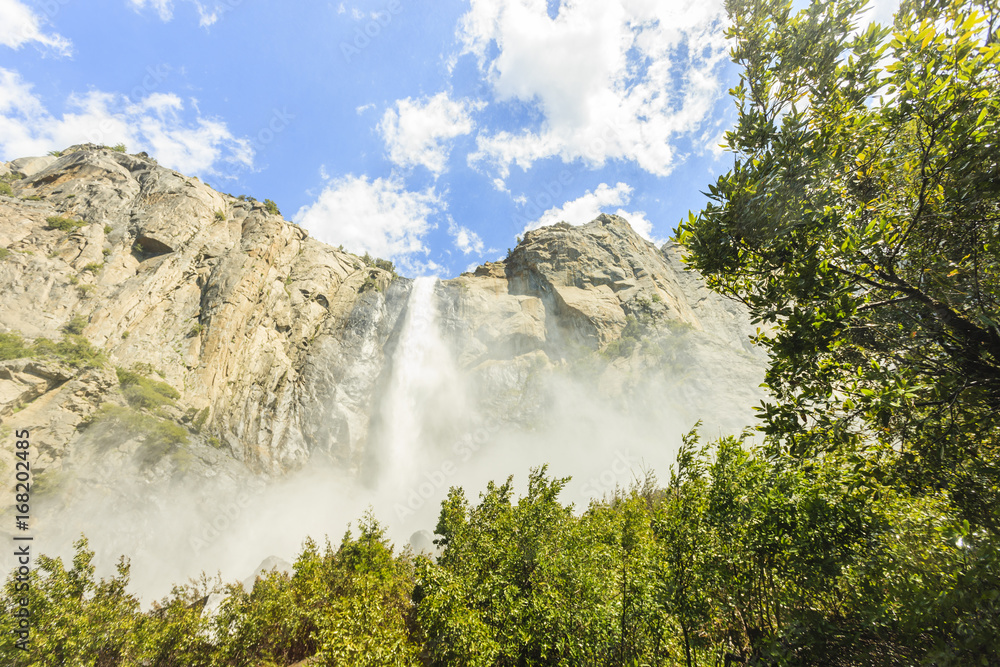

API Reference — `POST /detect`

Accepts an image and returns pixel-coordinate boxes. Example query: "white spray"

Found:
[378,277,463,498]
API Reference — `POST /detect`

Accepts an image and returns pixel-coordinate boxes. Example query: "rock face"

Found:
[0,146,766,504]
[1,145,407,483]
[435,216,766,433]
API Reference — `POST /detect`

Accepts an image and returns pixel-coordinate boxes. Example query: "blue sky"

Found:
[0,0,896,276]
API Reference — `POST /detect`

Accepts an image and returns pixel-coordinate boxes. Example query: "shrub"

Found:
[116,367,180,414]
[0,182,11,197]
[61,315,88,335]
[45,216,86,232]
[188,323,204,337]
[32,334,106,368]
[0,332,30,361]
[214,210,226,221]
[360,272,381,293]
[89,404,189,468]
[192,407,210,432]
[82,262,103,274]
[0,248,9,261]
[263,198,281,216]
[22,195,42,201]
[110,143,127,153]
[602,315,643,359]
[104,225,113,235]
[47,150,62,157]
[360,252,398,279]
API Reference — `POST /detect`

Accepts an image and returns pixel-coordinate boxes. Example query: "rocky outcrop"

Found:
[1,145,407,481]
[436,215,767,431]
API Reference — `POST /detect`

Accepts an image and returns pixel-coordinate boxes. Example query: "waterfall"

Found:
[379,276,460,493]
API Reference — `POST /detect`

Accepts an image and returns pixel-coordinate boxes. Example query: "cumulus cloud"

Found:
[0,0,72,55]
[524,182,656,241]
[459,0,729,180]
[0,67,253,177]
[379,93,479,177]
[293,174,443,271]
[448,219,485,255]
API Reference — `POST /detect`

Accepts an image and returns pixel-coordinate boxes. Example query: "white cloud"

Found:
[0,67,253,177]
[524,182,656,241]
[129,0,174,20]
[355,103,376,115]
[378,93,479,177]
[293,174,442,271]
[448,220,484,255]
[128,0,238,27]
[861,0,899,29]
[0,0,71,55]
[459,0,728,180]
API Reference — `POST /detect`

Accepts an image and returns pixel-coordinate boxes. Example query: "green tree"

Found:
[679,0,1000,532]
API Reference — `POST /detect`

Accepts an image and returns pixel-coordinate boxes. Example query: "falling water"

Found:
[379,276,461,494]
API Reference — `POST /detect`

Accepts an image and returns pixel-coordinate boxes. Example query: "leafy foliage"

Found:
[679,0,1000,526]
[263,198,281,216]
[116,366,181,413]
[44,216,86,232]
[0,330,106,368]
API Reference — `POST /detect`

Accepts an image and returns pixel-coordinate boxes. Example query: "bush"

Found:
[214,210,226,221]
[602,315,643,358]
[116,367,180,414]
[192,407,210,432]
[62,315,88,335]
[88,404,189,468]
[0,332,30,361]
[360,272,381,293]
[82,262,103,274]
[360,252,398,279]
[110,143,127,153]
[31,334,106,368]
[0,248,9,261]
[0,182,11,197]
[45,216,86,232]
[103,225,113,235]
[263,198,281,216]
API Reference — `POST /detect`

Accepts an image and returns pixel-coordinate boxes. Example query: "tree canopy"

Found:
[680,0,1000,532]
